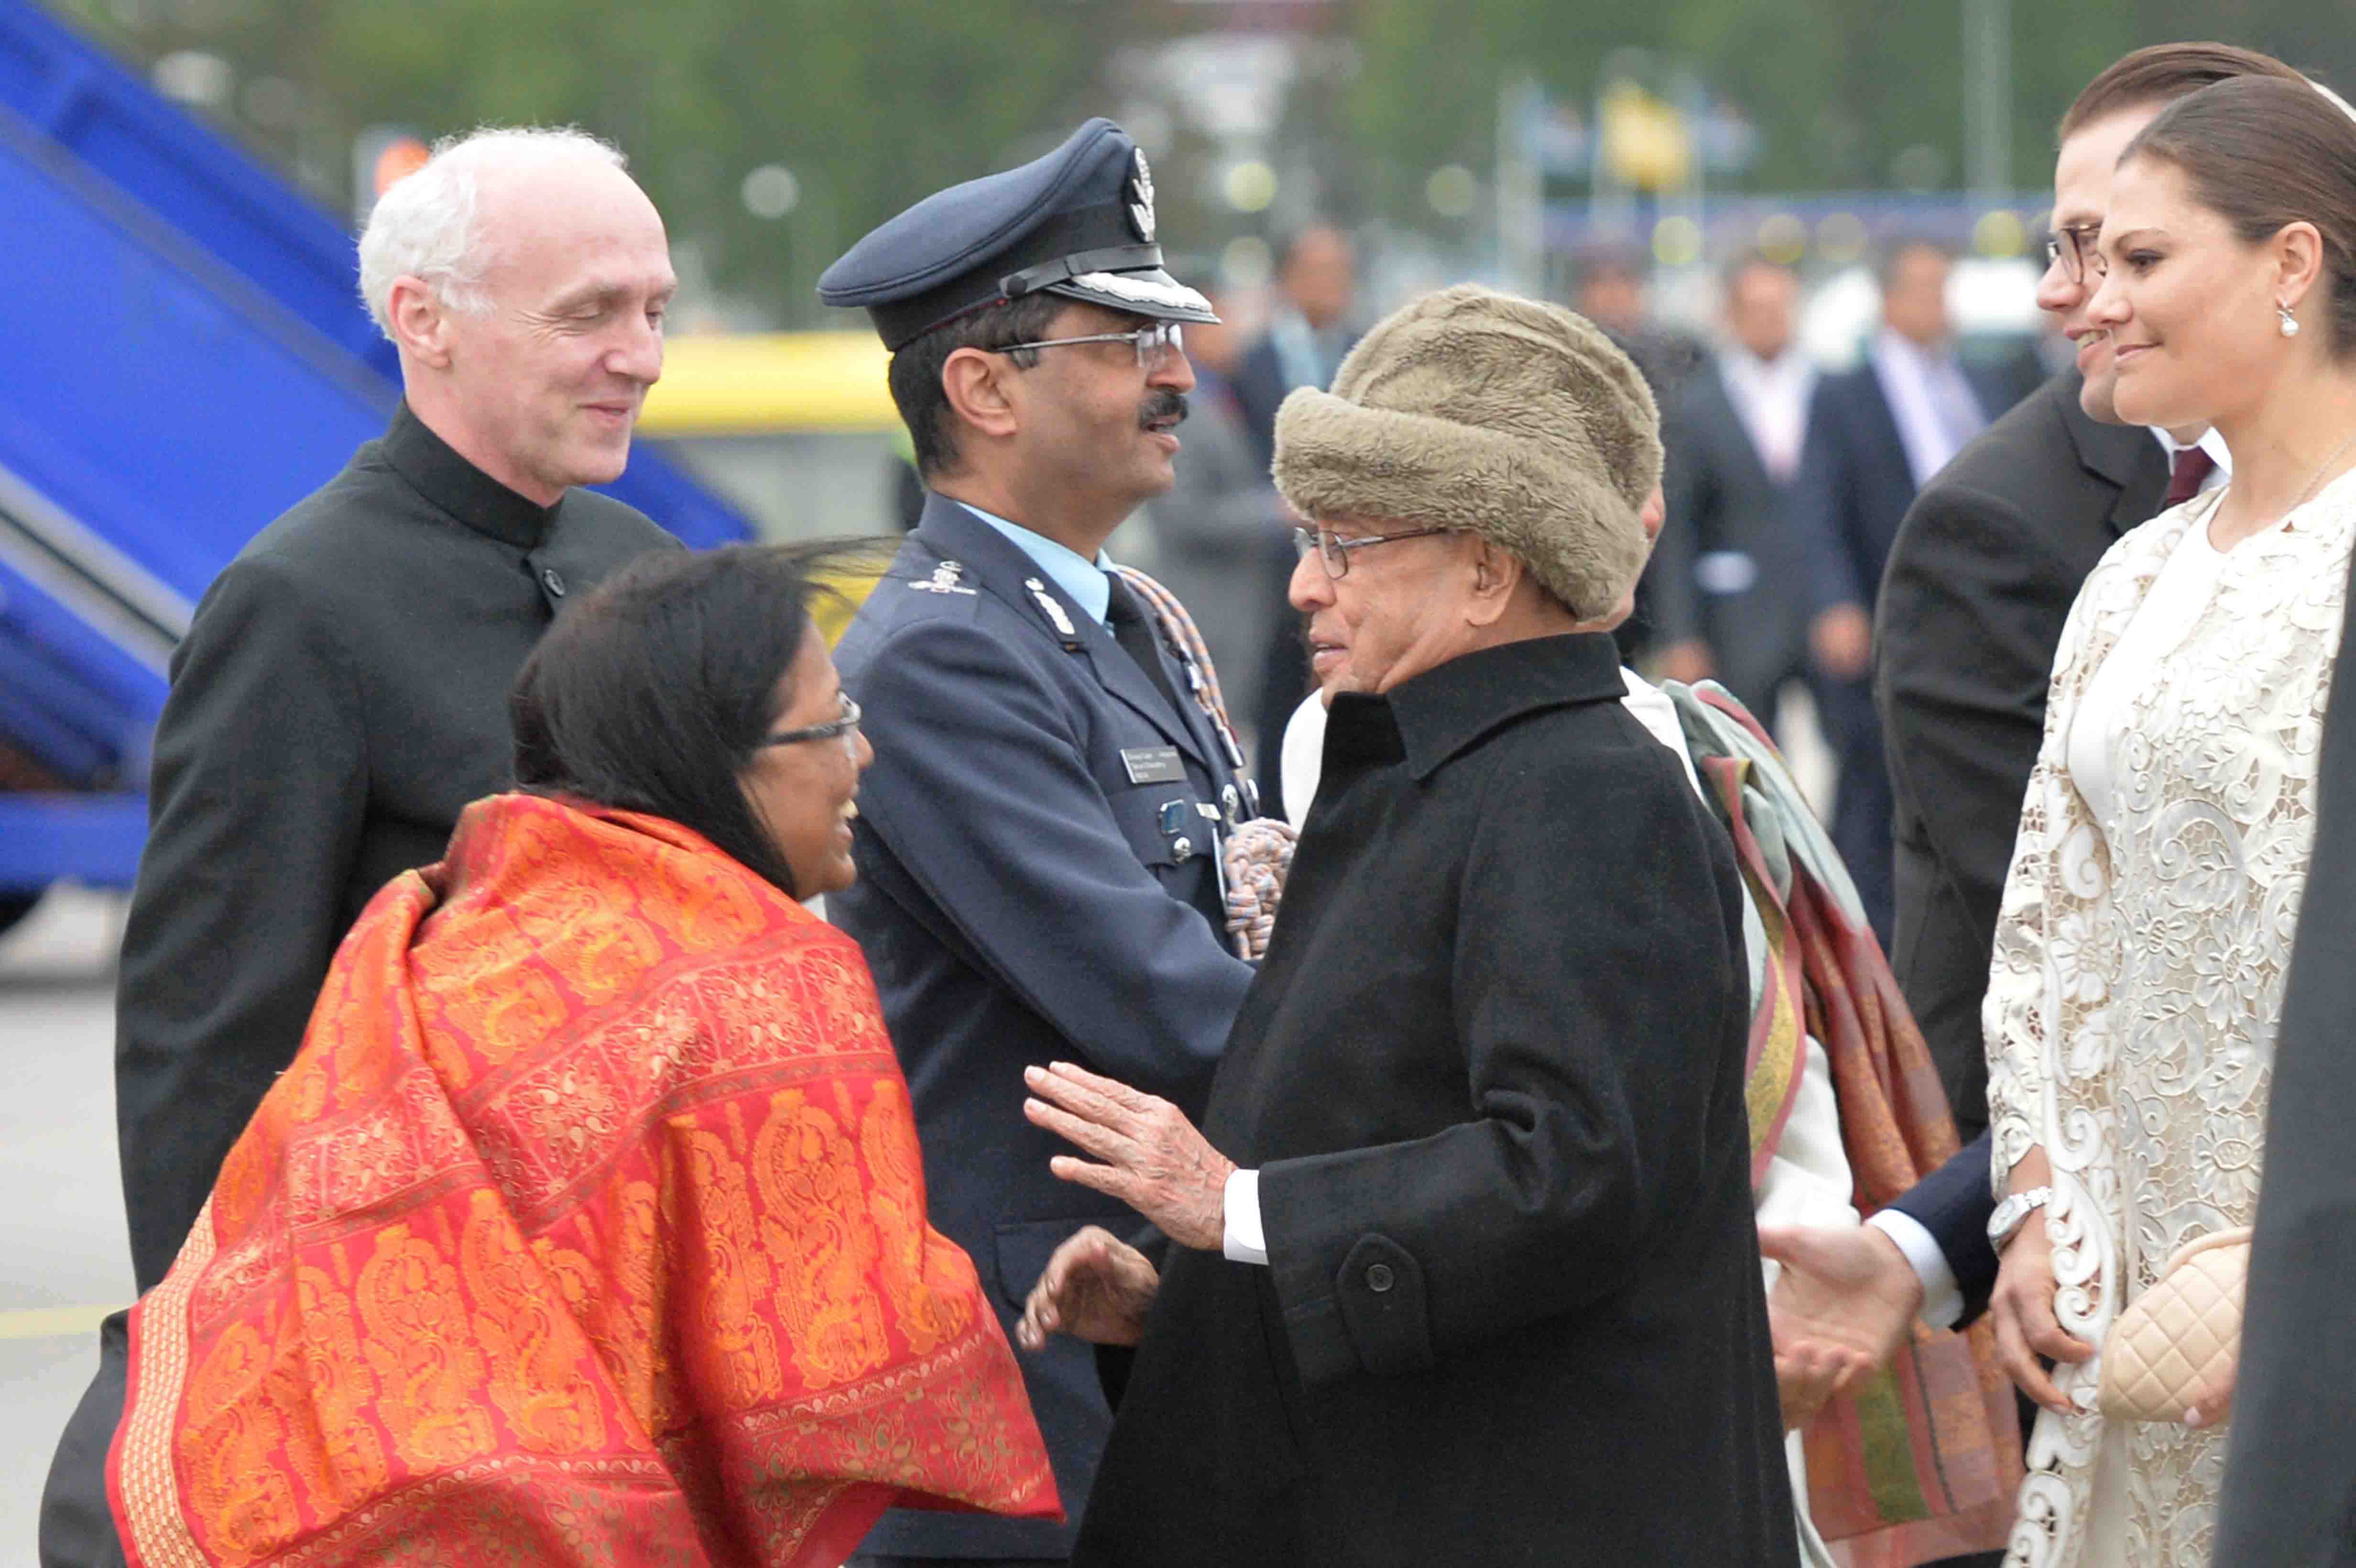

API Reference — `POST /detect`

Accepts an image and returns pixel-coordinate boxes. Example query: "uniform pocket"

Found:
[1106,784,1211,869]
[992,1217,1090,1310]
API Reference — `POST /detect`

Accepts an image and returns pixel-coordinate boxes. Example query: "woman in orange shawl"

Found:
[106,544,1058,1567]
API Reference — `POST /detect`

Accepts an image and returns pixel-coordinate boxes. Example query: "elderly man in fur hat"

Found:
[1014,284,1795,1565]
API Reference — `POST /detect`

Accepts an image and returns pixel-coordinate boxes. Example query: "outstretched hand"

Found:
[1016,1225,1160,1350]
[1022,1061,1234,1251]
[1758,1223,1922,1429]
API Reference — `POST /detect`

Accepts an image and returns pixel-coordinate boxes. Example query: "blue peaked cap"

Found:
[819,118,1217,351]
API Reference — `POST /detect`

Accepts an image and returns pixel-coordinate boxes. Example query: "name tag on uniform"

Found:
[1121,746,1186,785]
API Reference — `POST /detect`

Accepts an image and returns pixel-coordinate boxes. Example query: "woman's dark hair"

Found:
[508,540,879,896]
[886,291,1063,478]
[2123,75,2356,358]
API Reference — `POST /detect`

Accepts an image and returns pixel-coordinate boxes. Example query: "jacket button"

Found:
[1365,1262,1395,1293]
[541,566,566,598]
[1169,835,1193,860]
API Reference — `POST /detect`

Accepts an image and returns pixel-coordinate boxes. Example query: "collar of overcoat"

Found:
[1328,632,1628,783]
[381,401,565,550]
[907,491,1219,767]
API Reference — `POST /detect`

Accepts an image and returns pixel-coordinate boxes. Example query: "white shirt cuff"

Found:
[1866,1208,1963,1329]
[1222,1167,1268,1265]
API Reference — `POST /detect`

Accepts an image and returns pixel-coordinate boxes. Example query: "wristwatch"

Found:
[1987,1186,2054,1252]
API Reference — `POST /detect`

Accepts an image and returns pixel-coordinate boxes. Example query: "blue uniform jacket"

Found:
[831,493,1257,1557]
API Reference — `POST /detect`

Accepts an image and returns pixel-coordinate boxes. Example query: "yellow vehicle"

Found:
[638,331,909,544]
[640,329,1170,641]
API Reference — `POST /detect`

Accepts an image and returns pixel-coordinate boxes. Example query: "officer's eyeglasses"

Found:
[2044,224,2106,284]
[1292,525,1459,579]
[995,321,1185,370]
[758,693,862,759]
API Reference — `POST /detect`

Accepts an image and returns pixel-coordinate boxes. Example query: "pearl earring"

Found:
[2280,302,2302,338]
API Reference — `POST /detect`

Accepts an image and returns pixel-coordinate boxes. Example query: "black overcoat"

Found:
[1074,633,1794,1568]
[113,404,676,1289]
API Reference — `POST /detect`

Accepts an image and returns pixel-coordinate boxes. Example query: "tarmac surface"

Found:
[0,887,134,1565]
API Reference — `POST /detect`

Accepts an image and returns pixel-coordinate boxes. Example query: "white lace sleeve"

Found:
[1982,568,2111,1194]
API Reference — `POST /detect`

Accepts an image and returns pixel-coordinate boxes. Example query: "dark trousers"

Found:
[39,1311,128,1568]
[1818,672,1896,947]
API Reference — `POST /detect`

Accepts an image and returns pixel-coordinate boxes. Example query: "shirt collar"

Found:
[1723,346,1811,387]
[380,401,562,550]
[957,501,1114,625]
[1873,326,1952,377]
[2149,425,2235,477]
[1331,633,1630,783]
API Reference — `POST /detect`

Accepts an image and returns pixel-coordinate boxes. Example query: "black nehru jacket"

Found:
[113,403,677,1290]
[1873,370,2167,1139]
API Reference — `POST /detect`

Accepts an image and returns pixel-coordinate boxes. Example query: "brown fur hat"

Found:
[1271,283,1662,620]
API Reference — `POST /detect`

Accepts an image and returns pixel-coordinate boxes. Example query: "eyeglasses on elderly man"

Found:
[1290,523,1460,579]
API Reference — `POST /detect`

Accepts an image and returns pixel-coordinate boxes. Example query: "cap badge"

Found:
[1126,148,1156,243]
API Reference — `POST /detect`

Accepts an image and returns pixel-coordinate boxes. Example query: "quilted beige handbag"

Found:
[2097,1226,2251,1422]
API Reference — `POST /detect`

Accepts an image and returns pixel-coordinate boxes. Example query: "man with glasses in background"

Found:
[817,119,1257,1568]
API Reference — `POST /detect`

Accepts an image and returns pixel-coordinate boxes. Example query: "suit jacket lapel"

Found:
[2055,375,2171,535]
[1701,372,1777,497]
[912,497,1212,766]
[1855,368,1912,486]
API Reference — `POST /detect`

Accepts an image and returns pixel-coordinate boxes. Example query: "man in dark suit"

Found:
[1796,241,2027,946]
[1648,253,1821,722]
[1874,47,2295,1142]
[818,120,1256,1568]
[1876,370,2167,1138]
[1232,223,1357,802]
[41,127,682,1568]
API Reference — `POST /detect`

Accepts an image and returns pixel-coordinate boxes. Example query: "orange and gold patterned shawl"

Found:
[109,792,1058,1568]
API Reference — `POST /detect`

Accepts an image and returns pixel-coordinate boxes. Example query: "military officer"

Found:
[818,120,1257,1567]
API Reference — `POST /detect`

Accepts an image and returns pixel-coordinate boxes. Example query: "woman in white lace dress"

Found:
[1984,76,2356,1568]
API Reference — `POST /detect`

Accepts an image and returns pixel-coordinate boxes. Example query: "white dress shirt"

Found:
[1720,348,1816,484]
[2150,425,2233,493]
[1869,328,1987,490]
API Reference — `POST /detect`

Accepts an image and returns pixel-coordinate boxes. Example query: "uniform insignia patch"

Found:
[1127,148,1156,243]
[910,560,977,595]
[1025,577,1077,637]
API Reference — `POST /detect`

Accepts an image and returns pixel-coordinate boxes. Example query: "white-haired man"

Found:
[38,126,677,1568]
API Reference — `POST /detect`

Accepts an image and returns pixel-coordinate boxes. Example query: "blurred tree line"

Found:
[1348,0,2353,216]
[49,0,2356,324]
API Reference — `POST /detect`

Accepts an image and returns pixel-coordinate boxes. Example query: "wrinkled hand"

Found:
[1988,1218,2096,1416]
[1810,604,1873,680]
[1758,1223,1923,1430]
[1022,1061,1235,1251]
[1016,1225,1160,1350]
[1656,639,1715,687]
